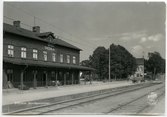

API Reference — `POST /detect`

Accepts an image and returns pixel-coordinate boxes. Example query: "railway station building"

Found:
[3,21,94,89]
[134,58,144,77]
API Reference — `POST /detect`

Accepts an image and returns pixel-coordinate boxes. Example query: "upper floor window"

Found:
[140,67,143,72]
[52,53,56,62]
[33,49,38,60]
[43,51,47,61]
[21,47,26,58]
[60,54,63,63]
[73,56,76,64]
[67,55,70,63]
[8,45,14,57]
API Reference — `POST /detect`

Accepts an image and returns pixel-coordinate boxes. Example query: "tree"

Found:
[80,60,91,67]
[146,52,165,79]
[108,44,137,80]
[81,44,137,81]
[80,60,91,76]
[89,46,108,80]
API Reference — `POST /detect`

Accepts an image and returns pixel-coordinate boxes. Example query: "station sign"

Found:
[45,46,55,51]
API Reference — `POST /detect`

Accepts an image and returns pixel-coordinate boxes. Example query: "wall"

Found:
[3,32,80,65]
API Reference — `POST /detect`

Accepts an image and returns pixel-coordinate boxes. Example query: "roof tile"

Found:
[3,23,81,51]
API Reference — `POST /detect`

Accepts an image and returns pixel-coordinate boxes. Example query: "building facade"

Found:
[3,21,94,89]
[134,58,144,78]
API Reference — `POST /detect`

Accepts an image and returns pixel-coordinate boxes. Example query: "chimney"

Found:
[32,26,40,33]
[13,21,20,28]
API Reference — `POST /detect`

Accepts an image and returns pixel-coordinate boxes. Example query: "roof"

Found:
[3,23,81,51]
[36,32,54,37]
[3,57,95,71]
[136,58,144,65]
[3,23,43,41]
[53,39,82,51]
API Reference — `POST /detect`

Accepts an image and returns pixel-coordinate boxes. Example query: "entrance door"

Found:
[7,69,13,82]
[42,73,46,86]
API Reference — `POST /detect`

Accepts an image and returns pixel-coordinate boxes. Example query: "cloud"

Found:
[131,45,143,58]
[154,34,164,41]
[120,36,131,41]
[148,36,154,41]
[148,33,164,42]
[120,30,147,41]
[139,33,164,43]
[140,37,147,42]
[146,45,154,49]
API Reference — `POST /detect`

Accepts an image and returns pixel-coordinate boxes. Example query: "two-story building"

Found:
[3,21,94,89]
[134,58,144,78]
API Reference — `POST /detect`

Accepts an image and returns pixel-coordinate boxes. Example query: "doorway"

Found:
[42,73,47,86]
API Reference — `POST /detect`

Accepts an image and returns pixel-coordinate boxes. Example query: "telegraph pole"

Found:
[34,17,36,26]
[109,37,111,82]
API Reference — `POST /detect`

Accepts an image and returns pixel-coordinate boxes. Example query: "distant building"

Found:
[3,21,94,89]
[134,58,144,78]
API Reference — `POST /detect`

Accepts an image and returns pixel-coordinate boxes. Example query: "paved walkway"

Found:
[2,81,137,106]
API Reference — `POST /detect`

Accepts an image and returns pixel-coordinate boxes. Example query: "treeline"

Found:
[80,44,137,80]
[80,44,165,80]
[144,52,165,79]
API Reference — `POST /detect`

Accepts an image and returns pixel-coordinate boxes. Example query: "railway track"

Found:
[105,85,165,114]
[6,83,164,115]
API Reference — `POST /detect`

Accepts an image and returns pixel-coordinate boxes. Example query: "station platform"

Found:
[3,81,134,106]
[2,80,154,113]
[148,97,165,115]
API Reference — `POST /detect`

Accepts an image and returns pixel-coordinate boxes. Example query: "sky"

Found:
[2,2,166,62]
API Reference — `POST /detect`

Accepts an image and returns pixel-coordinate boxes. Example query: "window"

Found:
[73,56,76,64]
[21,47,27,58]
[60,54,63,63]
[52,53,56,62]
[137,73,140,77]
[140,67,143,72]
[137,67,140,71]
[8,45,14,57]
[43,51,47,61]
[33,49,38,60]
[67,55,70,63]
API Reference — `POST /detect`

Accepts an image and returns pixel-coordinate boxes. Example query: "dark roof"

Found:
[3,23,43,41]
[3,57,95,71]
[53,39,82,51]
[36,32,54,37]
[136,58,144,65]
[3,23,81,51]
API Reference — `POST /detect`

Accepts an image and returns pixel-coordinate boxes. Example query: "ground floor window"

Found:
[58,71,63,81]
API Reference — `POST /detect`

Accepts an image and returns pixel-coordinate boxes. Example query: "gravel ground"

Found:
[48,83,165,115]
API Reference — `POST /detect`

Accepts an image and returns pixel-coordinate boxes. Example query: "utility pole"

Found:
[143,51,145,78]
[109,37,111,82]
[34,17,36,26]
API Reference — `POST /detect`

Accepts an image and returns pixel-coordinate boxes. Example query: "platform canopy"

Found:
[3,57,95,71]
